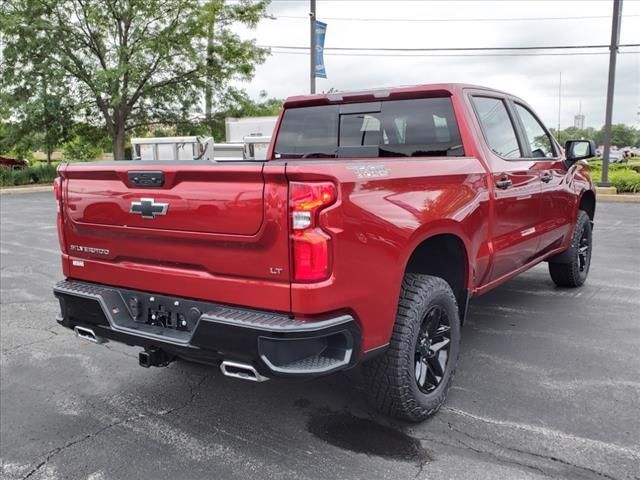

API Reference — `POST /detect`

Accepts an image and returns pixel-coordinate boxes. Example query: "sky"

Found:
[234,0,640,129]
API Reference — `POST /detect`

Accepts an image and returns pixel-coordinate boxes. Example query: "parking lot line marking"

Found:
[442,407,640,459]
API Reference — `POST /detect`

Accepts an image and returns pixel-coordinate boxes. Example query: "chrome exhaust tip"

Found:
[74,326,106,344]
[220,360,269,382]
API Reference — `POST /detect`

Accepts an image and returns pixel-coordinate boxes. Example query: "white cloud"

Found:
[234,0,640,128]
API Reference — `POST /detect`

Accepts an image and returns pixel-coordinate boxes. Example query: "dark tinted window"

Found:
[274,97,464,159]
[340,112,382,147]
[472,96,521,159]
[515,104,556,158]
[273,105,338,158]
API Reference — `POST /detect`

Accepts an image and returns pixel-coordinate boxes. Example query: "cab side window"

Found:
[515,104,556,158]
[471,96,522,159]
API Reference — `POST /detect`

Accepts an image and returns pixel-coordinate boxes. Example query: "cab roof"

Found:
[283,83,516,108]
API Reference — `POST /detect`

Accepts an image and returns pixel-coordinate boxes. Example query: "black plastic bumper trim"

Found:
[53,279,361,378]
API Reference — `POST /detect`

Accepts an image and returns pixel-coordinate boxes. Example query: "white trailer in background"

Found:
[131,136,243,162]
[225,116,278,143]
[131,116,278,162]
[225,116,278,161]
[242,135,271,161]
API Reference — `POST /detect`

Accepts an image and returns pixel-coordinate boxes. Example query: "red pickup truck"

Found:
[53,84,595,421]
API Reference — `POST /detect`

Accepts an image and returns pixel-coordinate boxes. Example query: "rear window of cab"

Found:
[274,97,464,159]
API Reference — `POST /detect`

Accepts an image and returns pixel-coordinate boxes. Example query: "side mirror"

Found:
[565,139,595,162]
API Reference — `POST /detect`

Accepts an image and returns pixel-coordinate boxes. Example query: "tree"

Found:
[0,121,35,160]
[201,1,269,135]
[62,135,102,162]
[608,124,638,148]
[168,89,282,141]
[550,124,639,149]
[206,89,282,141]
[0,42,76,162]
[1,0,269,159]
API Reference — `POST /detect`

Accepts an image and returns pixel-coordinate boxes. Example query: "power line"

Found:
[275,14,640,23]
[261,43,640,53]
[269,50,640,58]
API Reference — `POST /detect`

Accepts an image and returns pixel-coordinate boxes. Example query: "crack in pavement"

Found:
[441,406,640,458]
[1,332,60,356]
[448,423,620,480]
[103,344,137,360]
[20,371,213,480]
[422,414,622,480]
[417,431,553,478]
[1,325,59,338]
[20,414,142,480]
[0,300,55,306]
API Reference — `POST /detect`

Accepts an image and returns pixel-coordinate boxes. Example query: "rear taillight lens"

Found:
[290,182,336,282]
[54,176,67,254]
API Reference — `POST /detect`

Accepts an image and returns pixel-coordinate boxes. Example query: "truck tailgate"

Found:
[58,162,291,311]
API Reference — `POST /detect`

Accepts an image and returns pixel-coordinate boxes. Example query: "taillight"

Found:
[290,182,336,282]
[54,176,67,254]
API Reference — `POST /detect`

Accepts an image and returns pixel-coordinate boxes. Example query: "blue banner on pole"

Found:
[315,20,327,79]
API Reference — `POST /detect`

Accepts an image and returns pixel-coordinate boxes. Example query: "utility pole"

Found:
[557,71,562,134]
[600,0,623,187]
[205,9,215,136]
[310,0,316,94]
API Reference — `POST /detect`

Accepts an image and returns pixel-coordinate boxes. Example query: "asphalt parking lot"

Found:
[1,191,639,480]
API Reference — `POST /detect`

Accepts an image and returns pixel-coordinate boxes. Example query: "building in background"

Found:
[574,102,585,129]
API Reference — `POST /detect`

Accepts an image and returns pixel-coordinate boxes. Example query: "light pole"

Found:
[557,71,562,134]
[599,0,623,187]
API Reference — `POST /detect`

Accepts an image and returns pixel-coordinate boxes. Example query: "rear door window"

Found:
[274,97,464,159]
[471,96,522,159]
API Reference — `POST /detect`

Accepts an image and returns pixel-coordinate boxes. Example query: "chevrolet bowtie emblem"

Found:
[130,198,169,219]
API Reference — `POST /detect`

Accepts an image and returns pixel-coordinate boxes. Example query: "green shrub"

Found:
[610,170,640,193]
[29,160,62,168]
[590,166,640,193]
[0,164,58,187]
[62,136,102,162]
[587,161,633,172]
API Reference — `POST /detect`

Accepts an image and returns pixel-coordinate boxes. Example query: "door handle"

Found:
[541,172,553,183]
[495,178,513,189]
[128,171,164,187]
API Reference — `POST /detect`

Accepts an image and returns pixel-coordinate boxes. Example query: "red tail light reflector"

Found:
[290,182,336,282]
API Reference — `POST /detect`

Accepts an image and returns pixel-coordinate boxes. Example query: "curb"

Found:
[0,184,54,195]
[594,186,618,195]
[597,194,640,203]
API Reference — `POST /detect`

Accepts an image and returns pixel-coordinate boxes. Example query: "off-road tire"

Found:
[363,274,461,422]
[549,210,592,287]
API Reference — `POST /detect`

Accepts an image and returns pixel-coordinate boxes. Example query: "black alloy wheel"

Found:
[577,227,591,274]
[549,210,592,287]
[414,305,451,393]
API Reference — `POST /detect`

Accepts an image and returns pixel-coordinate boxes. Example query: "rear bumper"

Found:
[54,280,361,378]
